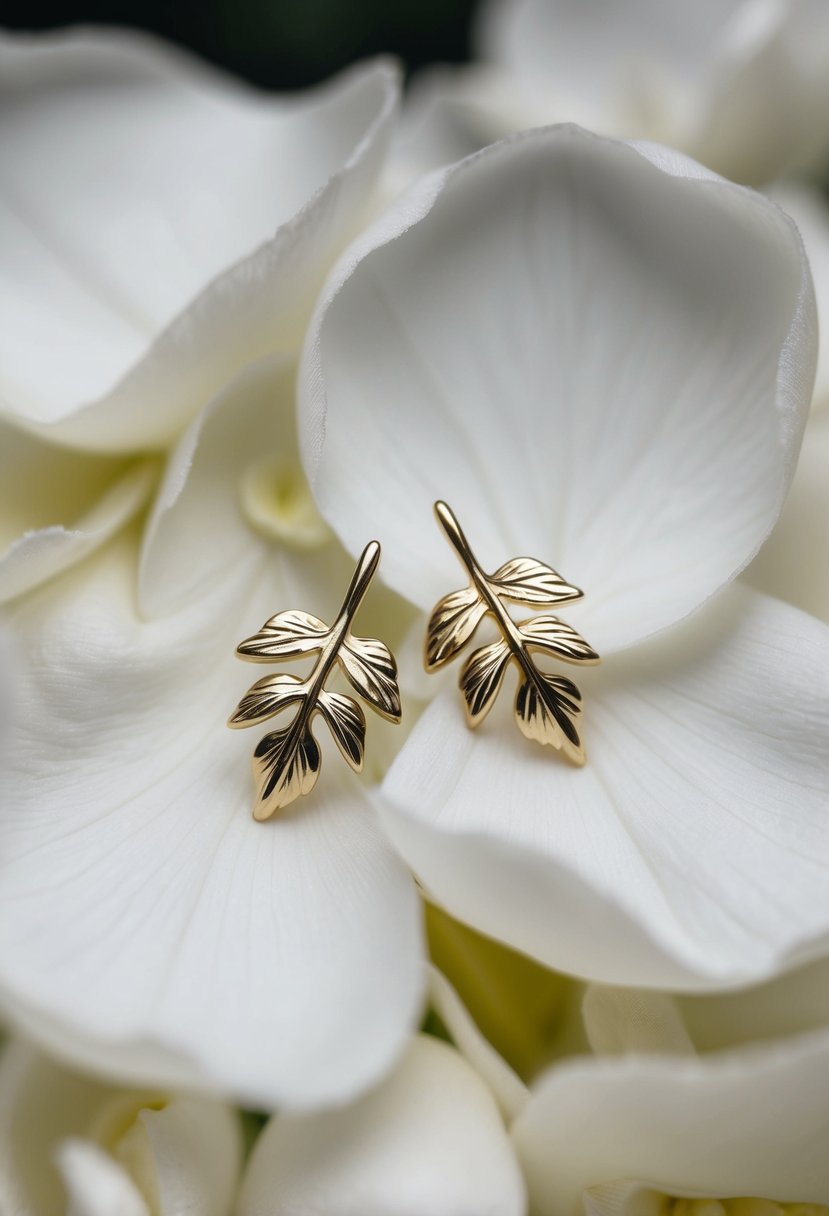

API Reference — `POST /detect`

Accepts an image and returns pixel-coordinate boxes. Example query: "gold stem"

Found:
[433,501,555,698]
[298,541,381,732]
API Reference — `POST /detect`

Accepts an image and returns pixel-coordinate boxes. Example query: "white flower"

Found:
[0,31,424,1111]
[513,976,829,1216]
[237,1034,526,1216]
[0,28,398,601]
[429,933,829,1216]
[396,0,829,186]
[299,124,829,991]
[0,1037,242,1216]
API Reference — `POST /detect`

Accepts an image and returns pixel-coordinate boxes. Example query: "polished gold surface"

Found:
[230,541,401,820]
[426,502,600,764]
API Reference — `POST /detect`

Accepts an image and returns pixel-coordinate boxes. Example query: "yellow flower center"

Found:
[240,454,330,549]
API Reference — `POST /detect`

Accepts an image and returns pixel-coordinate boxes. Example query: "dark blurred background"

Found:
[2,0,481,88]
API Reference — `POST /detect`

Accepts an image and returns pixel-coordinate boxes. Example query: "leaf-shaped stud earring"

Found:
[229,541,401,820]
[425,502,600,764]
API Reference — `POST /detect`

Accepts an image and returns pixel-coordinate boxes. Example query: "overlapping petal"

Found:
[746,409,829,624]
[302,126,815,654]
[472,0,829,184]
[0,29,400,450]
[237,1035,526,1216]
[0,531,423,1109]
[512,1030,829,1216]
[380,585,829,987]
[0,1039,242,1216]
[0,418,157,603]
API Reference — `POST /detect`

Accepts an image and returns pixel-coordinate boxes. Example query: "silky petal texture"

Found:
[58,1143,149,1216]
[511,1032,829,1216]
[379,583,829,989]
[768,183,829,411]
[0,1039,241,1216]
[301,127,816,655]
[428,966,528,1121]
[0,1040,115,1215]
[0,536,424,1109]
[678,954,829,1052]
[475,0,829,183]
[0,417,157,603]
[123,1099,242,1216]
[745,409,829,624]
[238,1035,526,1216]
[581,986,695,1057]
[137,355,293,617]
[0,29,399,450]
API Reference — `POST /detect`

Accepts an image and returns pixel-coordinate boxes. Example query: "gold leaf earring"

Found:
[229,541,401,820]
[425,502,600,764]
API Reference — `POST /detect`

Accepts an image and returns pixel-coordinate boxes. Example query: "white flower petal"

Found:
[137,356,292,618]
[238,1035,526,1216]
[678,954,829,1052]
[0,1040,114,1214]
[58,1141,149,1216]
[302,126,815,653]
[0,536,424,1109]
[512,1032,829,1216]
[693,0,829,183]
[476,0,742,138]
[0,419,157,603]
[582,986,695,1057]
[746,408,829,624]
[129,1099,242,1216]
[767,183,829,411]
[1,29,399,450]
[428,966,528,1121]
[379,584,829,989]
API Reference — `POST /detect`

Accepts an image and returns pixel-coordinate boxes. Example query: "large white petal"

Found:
[238,1034,526,1216]
[512,1031,829,1216]
[0,535,424,1109]
[0,30,399,450]
[379,583,829,988]
[302,127,815,654]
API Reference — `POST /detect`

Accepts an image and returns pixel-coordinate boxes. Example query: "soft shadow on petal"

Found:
[767,183,829,411]
[379,584,829,989]
[0,1040,115,1215]
[0,534,424,1109]
[238,1035,526,1216]
[0,30,399,450]
[138,354,294,618]
[744,409,829,624]
[693,0,829,183]
[302,126,815,653]
[427,965,529,1120]
[512,1030,829,1216]
[0,418,157,603]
